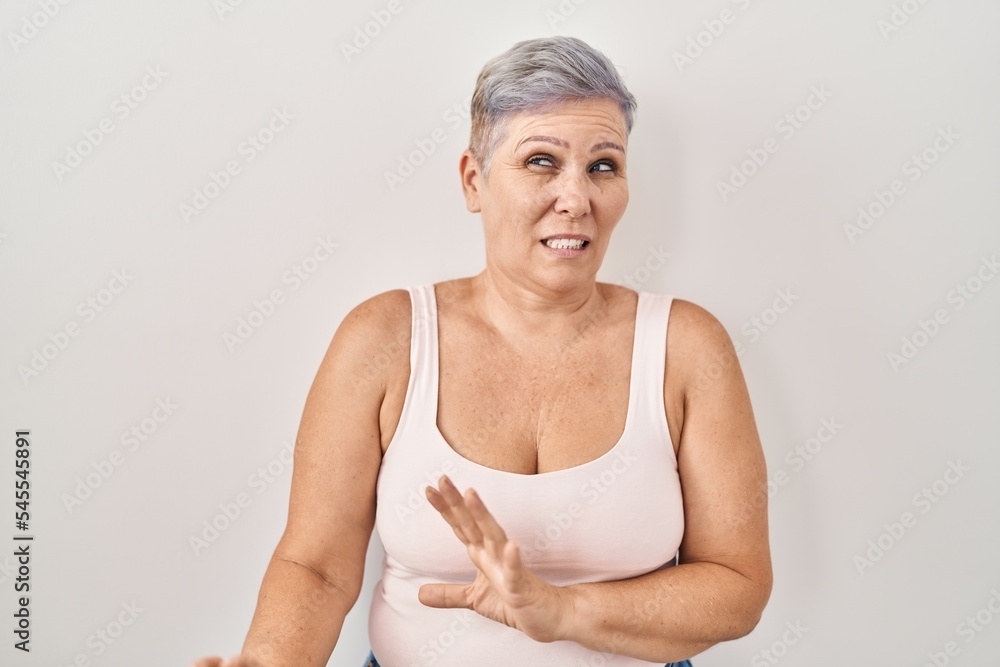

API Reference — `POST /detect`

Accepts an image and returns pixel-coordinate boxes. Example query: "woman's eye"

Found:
[591,160,617,173]
[525,156,618,172]
[527,156,555,168]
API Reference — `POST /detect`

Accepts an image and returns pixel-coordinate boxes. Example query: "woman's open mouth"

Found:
[540,237,590,257]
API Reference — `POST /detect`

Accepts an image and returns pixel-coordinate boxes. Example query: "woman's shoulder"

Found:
[599,283,730,338]
[325,288,413,371]
[663,297,743,395]
[339,288,411,330]
[605,282,738,378]
[668,298,732,345]
[342,278,470,334]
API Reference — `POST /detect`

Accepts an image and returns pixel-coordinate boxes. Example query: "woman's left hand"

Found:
[418,475,574,643]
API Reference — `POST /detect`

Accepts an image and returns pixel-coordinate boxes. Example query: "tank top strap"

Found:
[398,283,439,434]
[631,291,674,430]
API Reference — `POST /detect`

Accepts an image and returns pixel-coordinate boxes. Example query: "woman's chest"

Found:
[434,335,635,474]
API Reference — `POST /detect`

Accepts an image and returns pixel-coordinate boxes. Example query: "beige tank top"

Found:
[369,283,684,666]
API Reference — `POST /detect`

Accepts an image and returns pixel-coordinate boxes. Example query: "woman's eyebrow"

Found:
[591,140,625,153]
[517,135,568,149]
[517,135,625,153]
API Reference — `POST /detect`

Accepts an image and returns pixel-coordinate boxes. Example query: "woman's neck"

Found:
[467,269,614,348]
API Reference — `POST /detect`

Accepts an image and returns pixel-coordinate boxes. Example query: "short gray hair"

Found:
[469,36,637,178]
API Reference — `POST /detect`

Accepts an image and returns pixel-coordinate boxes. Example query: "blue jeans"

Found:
[364,650,693,666]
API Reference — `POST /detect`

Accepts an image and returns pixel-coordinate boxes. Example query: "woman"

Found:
[193,36,771,667]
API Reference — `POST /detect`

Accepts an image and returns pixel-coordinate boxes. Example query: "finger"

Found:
[465,487,508,548]
[190,658,223,667]
[426,481,475,545]
[418,582,471,609]
[434,476,485,545]
[501,539,529,596]
[426,484,476,546]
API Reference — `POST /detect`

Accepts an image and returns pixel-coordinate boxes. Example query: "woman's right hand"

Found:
[189,654,264,667]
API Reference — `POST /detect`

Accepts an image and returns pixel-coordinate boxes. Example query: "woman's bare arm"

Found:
[193,291,409,667]
[556,298,773,660]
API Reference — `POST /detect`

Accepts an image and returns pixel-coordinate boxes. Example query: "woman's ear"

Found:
[459,149,483,213]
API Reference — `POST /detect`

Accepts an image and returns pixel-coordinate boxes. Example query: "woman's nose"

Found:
[553,171,591,218]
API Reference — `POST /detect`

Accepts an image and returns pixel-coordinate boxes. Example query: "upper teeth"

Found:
[545,238,585,249]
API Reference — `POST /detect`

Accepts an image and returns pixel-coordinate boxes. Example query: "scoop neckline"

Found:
[428,282,643,480]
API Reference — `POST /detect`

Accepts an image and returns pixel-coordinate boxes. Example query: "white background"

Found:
[2,1,999,666]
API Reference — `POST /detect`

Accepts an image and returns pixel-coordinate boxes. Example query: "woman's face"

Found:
[461,97,630,295]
